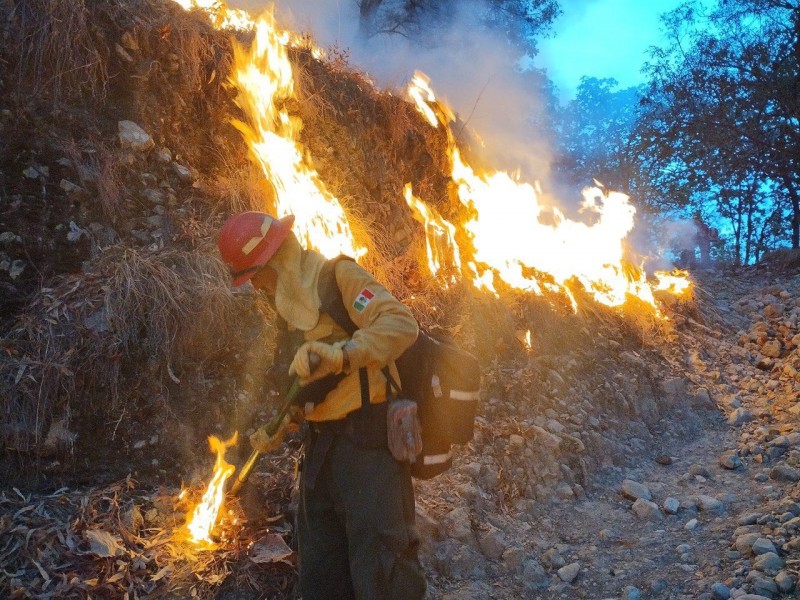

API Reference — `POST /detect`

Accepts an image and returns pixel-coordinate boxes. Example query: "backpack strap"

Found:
[317,255,371,407]
[318,255,358,335]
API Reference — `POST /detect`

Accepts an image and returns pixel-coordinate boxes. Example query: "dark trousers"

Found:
[297,434,426,600]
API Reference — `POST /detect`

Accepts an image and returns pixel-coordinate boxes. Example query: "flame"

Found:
[229,13,363,259]
[186,433,238,545]
[654,269,692,295]
[404,184,461,285]
[405,73,689,315]
[172,2,689,314]
[172,0,254,30]
[173,2,344,256]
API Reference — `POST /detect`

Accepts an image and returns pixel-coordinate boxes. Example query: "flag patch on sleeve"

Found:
[353,288,374,312]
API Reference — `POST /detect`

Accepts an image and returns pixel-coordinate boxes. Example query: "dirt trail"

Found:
[421,265,800,600]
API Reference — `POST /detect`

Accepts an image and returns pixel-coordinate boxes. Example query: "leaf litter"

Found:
[0,476,296,598]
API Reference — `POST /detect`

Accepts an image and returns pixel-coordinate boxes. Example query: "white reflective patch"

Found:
[431,374,442,398]
[450,389,480,401]
[241,216,272,255]
[423,452,452,465]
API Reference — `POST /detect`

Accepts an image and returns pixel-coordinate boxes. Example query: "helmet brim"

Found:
[231,214,295,287]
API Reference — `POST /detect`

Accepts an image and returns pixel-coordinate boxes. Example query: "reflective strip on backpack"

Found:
[450,389,480,401]
[423,451,453,466]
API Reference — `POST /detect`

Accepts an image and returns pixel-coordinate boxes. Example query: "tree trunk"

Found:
[783,176,800,248]
[731,195,742,266]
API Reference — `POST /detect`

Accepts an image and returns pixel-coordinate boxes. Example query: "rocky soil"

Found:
[413,263,800,600]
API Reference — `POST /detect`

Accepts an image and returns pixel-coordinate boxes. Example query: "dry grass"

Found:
[1,0,111,102]
[0,245,248,452]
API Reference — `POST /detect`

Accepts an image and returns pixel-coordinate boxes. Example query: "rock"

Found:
[0,231,20,245]
[22,165,48,179]
[735,532,761,554]
[650,578,668,595]
[622,586,642,600]
[9,259,25,279]
[769,464,800,481]
[632,498,662,520]
[711,582,731,599]
[685,518,699,530]
[661,378,687,399]
[655,454,673,465]
[663,497,680,515]
[501,546,525,573]
[761,340,782,358]
[542,547,566,569]
[689,464,711,478]
[751,538,777,555]
[557,562,580,583]
[751,576,778,597]
[554,482,574,501]
[477,527,507,559]
[118,120,154,152]
[720,449,743,470]
[521,558,549,592]
[774,570,795,593]
[42,418,78,456]
[621,479,652,501]
[442,507,473,542]
[143,188,165,205]
[738,513,763,526]
[172,162,194,182]
[753,552,784,575]
[59,178,84,194]
[433,540,485,579]
[156,148,172,163]
[694,387,714,408]
[441,582,491,600]
[697,495,725,514]
[728,408,755,426]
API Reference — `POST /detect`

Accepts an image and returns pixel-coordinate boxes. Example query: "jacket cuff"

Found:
[343,340,367,372]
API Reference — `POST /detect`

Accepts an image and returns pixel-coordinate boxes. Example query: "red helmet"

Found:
[218,212,295,286]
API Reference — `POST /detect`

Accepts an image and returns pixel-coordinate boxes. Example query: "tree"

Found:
[553,77,641,194]
[635,0,800,263]
[356,0,560,51]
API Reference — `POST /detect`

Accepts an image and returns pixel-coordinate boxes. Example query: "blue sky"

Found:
[535,0,684,99]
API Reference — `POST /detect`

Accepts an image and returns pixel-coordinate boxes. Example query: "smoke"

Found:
[629,216,699,271]
[231,0,557,184]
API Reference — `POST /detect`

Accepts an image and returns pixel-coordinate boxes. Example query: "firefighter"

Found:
[217,211,426,600]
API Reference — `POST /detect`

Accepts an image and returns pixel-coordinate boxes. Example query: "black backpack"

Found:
[318,256,481,478]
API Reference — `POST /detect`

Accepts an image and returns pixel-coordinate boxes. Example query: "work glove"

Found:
[387,399,423,463]
[289,340,344,385]
[249,415,298,453]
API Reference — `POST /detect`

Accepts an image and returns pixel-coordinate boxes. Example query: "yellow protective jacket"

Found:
[300,260,418,422]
